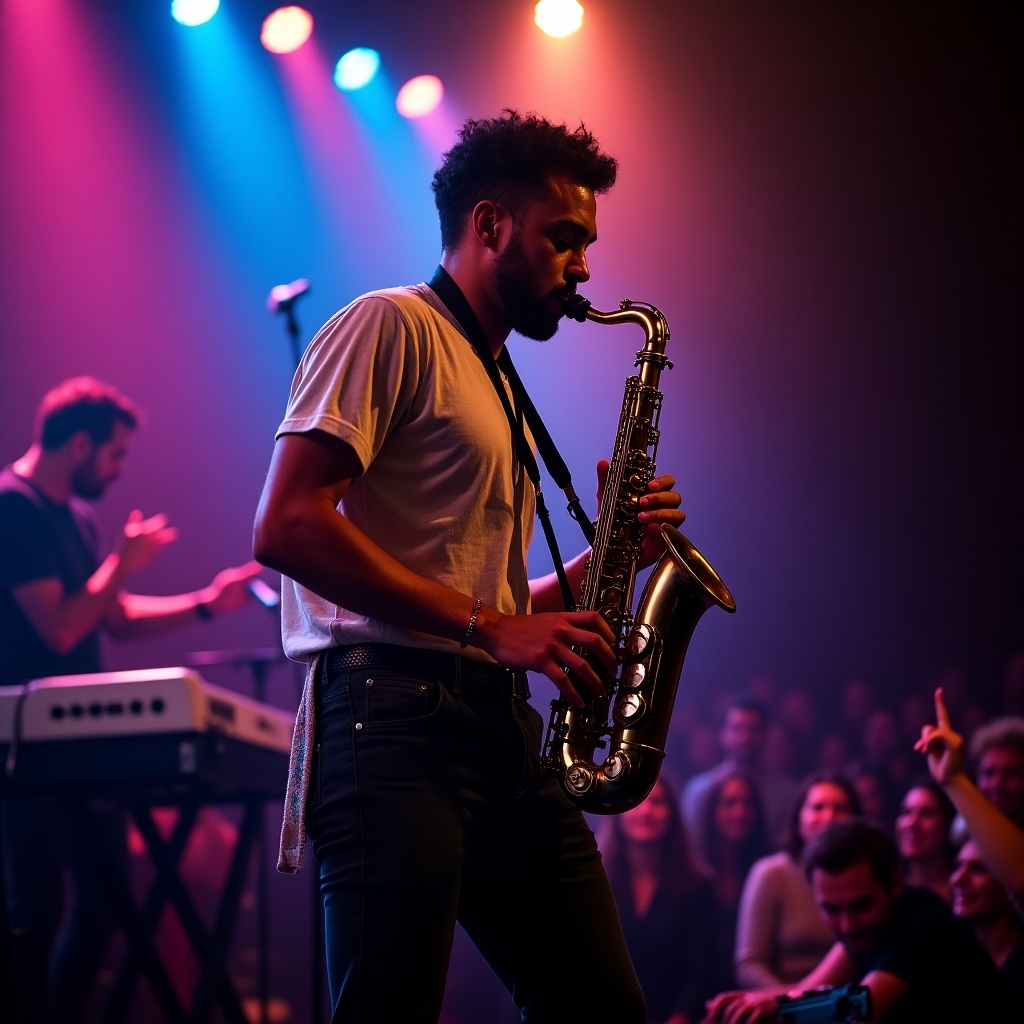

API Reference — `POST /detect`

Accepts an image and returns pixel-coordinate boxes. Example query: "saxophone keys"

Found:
[603,752,629,781]
[626,623,653,656]
[622,663,646,690]
[614,692,645,722]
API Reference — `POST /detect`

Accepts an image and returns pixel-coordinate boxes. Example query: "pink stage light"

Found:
[260,6,313,54]
[396,74,443,119]
[535,0,584,38]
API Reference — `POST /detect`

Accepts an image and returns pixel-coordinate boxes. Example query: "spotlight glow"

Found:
[534,0,584,38]
[171,0,219,27]
[334,48,381,91]
[396,75,443,119]
[260,7,313,54]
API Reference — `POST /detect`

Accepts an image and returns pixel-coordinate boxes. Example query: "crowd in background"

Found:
[440,649,1024,1024]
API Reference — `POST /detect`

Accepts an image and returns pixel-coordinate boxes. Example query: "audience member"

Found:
[970,715,1024,828]
[915,689,1024,906]
[599,774,718,1024]
[950,837,1024,1018]
[843,758,895,831]
[734,773,860,989]
[860,706,912,795]
[777,688,819,778]
[815,732,850,776]
[898,690,932,751]
[705,820,1016,1023]
[682,694,798,857]
[835,676,874,756]
[762,722,797,781]
[698,771,767,993]
[894,777,956,902]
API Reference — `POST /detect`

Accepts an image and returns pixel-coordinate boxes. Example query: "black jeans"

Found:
[306,647,645,1024]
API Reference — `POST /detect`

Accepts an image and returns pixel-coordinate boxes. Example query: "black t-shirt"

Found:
[0,466,103,685]
[852,885,1016,1023]
[999,936,1024,1022]
[611,875,720,1022]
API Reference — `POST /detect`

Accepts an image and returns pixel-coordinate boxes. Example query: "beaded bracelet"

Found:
[459,598,484,650]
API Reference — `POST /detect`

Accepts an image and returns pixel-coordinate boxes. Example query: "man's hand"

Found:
[703,991,781,1024]
[197,561,265,616]
[595,460,686,571]
[120,509,178,575]
[914,687,968,786]
[474,607,617,708]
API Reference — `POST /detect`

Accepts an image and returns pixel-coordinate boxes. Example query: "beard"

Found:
[70,455,108,500]
[494,228,563,341]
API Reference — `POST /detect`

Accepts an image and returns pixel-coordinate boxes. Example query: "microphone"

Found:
[267,278,311,314]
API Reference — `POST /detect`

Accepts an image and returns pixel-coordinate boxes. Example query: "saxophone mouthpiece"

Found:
[563,293,592,322]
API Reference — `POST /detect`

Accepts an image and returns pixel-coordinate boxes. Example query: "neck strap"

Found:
[428,266,594,610]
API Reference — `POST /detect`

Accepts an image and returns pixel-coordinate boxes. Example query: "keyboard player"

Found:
[0,376,263,1024]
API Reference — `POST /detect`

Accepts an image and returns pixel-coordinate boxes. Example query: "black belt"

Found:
[324,643,530,700]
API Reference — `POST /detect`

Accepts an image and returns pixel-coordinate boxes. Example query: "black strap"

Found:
[428,266,591,611]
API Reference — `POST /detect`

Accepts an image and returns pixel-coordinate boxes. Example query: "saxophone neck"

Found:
[563,295,672,381]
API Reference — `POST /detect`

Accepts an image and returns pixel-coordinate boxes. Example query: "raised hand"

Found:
[120,509,178,575]
[914,687,968,786]
[199,561,265,616]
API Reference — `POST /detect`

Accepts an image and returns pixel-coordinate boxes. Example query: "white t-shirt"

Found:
[276,283,535,661]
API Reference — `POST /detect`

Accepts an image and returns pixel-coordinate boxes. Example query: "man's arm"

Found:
[12,509,176,654]
[104,561,263,639]
[253,430,618,705]
[704,943,859,1023]
[916,687,1024,903]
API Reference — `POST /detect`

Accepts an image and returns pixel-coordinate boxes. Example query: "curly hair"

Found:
[969,716,1024,764]
[430,109,618,250]
[35,376,141,450]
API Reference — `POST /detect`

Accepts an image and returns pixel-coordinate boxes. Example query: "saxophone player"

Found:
[254,109,686,1023]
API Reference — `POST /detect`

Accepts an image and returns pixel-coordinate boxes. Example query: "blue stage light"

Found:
[334,48,381,91]
[171,0,219,28]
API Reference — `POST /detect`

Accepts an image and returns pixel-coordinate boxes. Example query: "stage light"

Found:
[171,0,219,27]
[334,47,381,91]
[261,7,313,54]
[534,0,584,38]
[396,75,443,119]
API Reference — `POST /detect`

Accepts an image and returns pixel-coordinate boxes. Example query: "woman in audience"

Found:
[599,773,718,1024]
[698,771,767,992]
[733,772,860,988]
[895,776,957,901]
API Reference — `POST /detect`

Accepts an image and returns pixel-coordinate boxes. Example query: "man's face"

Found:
[70,422,132,499]
[720,707,763,767]
[977,745,1024,822]
[811,861,899,957]
[951,839,1008,926]
[492,175,597,341]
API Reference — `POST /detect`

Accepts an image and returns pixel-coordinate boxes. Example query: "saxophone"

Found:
[540,294,736,814]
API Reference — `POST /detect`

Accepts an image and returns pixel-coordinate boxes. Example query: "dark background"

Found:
[1,0,1021,1016]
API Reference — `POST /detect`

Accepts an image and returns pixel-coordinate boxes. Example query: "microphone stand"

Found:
[283,305,301,371]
